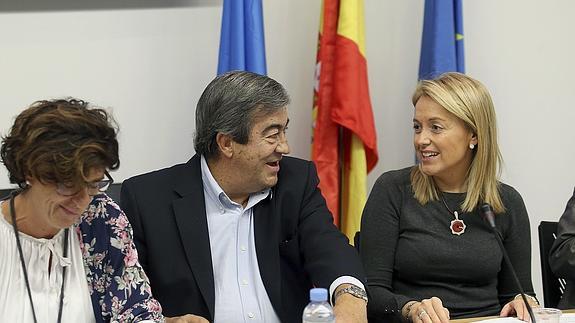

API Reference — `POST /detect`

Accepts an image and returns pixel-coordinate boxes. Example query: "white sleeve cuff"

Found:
[329,276,365,305]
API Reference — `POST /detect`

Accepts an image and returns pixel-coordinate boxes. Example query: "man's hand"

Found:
[165,314,210,323]
[333,284,367,323]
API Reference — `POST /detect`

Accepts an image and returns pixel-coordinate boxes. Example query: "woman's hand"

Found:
[500,295,539,321]
[404,297,450,323]
[165,314,209,323]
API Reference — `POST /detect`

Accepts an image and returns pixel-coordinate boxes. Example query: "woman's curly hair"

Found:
[1,98,119,189]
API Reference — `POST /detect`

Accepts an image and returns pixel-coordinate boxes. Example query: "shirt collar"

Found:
[200,155,271,211]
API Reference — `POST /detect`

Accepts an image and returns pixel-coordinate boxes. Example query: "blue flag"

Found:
[217,0,267,75]
[418,0,464,80]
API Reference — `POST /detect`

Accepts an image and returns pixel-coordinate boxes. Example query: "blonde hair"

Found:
[410,72,504,213]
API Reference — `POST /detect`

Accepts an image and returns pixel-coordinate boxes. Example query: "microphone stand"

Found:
[481,203,536,323]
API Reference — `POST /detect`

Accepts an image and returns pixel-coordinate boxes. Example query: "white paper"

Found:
[472,313,575,323]
[473,318,523,323]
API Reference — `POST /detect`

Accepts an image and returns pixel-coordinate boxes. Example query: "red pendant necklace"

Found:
[440,193,466,235]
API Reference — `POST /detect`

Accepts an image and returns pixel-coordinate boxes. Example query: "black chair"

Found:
[106,182,122,205]
[538,221,566,307]
[0,188,14,200]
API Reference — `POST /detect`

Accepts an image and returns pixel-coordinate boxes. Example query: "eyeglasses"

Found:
[56,171,114,197]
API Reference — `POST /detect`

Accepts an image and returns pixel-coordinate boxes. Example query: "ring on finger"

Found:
[418,309,428,319]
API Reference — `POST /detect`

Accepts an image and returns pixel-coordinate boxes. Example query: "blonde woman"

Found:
[360,73,538,322]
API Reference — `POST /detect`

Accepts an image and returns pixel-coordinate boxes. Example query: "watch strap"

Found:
[334,285,368,303]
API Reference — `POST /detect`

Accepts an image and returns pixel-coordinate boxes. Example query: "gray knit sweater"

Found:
[360,167,535,320]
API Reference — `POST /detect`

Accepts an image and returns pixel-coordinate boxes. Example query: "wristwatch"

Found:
[334,285,368,303]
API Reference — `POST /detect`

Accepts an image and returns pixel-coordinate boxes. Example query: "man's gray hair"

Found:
[194,71,290,158]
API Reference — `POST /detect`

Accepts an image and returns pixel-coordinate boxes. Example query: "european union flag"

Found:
[217,0,267,75]
[418,0,464,80]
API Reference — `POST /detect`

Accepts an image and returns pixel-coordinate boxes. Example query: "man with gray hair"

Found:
[121,71,368,323]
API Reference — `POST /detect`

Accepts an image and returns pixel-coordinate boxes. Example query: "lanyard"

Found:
[9,192,69,323]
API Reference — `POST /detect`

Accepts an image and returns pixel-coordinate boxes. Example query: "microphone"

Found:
[480,203,536,323]
[481,203,497,229]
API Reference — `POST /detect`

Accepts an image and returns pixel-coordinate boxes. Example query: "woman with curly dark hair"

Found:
[0,99,164,322]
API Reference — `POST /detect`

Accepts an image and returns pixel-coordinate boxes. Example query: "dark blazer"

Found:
[121,155,365,322]
[549,188,575,309]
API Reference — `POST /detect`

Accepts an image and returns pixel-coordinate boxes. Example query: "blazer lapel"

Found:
[172,155,215,320]
[253,193,282,318]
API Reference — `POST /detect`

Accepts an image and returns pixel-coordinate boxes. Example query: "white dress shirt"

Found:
[200,156,364,323]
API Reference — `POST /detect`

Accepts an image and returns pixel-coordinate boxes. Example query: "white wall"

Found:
[464,0,575,300]
[1,0,574,303]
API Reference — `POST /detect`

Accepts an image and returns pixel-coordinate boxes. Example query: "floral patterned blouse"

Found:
[76,194,164,323]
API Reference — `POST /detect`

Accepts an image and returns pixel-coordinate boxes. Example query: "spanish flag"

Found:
[312,0,378,242]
